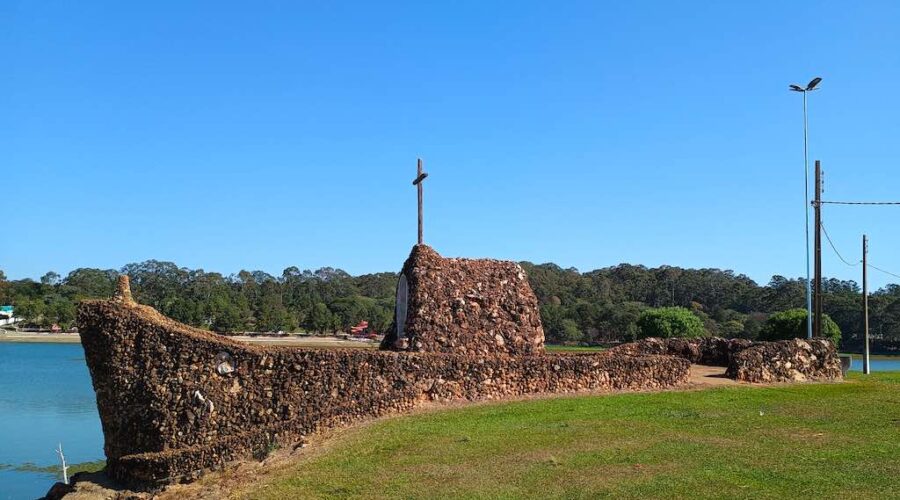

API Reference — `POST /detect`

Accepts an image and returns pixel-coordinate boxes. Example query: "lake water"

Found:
[850,356,900,372]
[0,344,103,500]
[0,343,897,499]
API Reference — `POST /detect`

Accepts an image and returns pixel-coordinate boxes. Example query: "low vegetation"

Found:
[759,308,842,347]
[237,373,899,499]
[636,306,706,339]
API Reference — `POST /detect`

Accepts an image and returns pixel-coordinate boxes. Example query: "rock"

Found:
[43,481,74,500]
[608,337,751,366]
[726,339,842,383]
[379,245,545,355]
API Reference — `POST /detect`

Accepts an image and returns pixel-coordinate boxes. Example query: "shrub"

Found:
[637,307,706,339]
[758,308,841,347]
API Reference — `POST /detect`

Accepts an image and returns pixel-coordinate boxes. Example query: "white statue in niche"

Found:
[394,273,409,348]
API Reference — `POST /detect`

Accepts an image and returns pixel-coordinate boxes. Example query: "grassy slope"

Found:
[240,373,899,500]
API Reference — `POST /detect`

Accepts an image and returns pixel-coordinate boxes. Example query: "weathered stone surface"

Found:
[78,291,689,486]
[74,264,841,490]
[611,336,842,384]
[43,481,74,500]
[609,337,752,366]
[379,245,545,355]
[726,339,843,383]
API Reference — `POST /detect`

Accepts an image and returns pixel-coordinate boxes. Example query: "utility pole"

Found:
[862,235,870,374]
[814,160,823,338]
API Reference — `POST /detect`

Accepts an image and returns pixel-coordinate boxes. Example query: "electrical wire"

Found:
[816,195,900,280]
[820,223,900,281]
[819,200,900,205]
[869,263,900,281]
[820,222,860,267]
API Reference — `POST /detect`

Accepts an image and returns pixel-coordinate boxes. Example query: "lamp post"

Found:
[789,77,822,340]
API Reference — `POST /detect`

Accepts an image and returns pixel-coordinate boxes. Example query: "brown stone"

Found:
[77,293,689,486]
[379,245,544,355]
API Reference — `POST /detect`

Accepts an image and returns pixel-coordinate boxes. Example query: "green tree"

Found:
[636,307,706,339]
[309,302,334,335]
[0,269,8,304]
[14,298,46,326]
[539,303,568,343]
[561,319,583,342]
[759,308,842,347]
[719,319,745,339]
[63,268,118,298]
[46,296,76,329]
[40,271,61,286]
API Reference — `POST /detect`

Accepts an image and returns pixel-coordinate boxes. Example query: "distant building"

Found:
[0,306,16,326]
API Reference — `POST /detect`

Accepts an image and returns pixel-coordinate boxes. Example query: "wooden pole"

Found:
[412,158,428,245]
[417,158,423,245]
[863,234,870,374]
[814,160,823,338]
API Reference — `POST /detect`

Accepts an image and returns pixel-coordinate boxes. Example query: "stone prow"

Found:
[113,274,135,305]
[77,295,690,485]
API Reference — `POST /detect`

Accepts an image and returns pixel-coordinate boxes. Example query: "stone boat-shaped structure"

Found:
[78,246,842,486]
[79,274,690,485]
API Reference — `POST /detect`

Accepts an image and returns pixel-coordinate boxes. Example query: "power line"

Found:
[819,200,900,205]
[820,222,860,267]
[869,263,900,281]
[821,222,900,281]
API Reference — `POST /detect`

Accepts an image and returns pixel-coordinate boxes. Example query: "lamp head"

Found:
[789,84,805,92]
[806,77,822,91]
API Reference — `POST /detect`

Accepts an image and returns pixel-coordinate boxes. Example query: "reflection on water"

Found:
[0,343,104,499]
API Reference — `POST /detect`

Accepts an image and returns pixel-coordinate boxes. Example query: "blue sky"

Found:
[4,1,900,289]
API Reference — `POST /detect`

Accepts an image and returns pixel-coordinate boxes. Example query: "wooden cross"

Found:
[412,158,428,245]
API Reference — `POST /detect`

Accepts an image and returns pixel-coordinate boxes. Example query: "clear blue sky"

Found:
[4,1,900,289]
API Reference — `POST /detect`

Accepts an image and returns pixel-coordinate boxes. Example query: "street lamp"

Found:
[789,76,822,340]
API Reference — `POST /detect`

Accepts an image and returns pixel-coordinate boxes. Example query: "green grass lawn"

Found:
[240,373,900,500]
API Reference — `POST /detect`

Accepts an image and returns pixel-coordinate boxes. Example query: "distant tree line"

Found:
[519,262,899,353]
[0,262,396,336]
[1,261,898,353]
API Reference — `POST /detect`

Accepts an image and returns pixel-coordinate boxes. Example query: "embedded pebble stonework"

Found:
[609,337,753,366]
[726,338,843,383]
[610,336,842,383]
[78,278,689,486]
[379,245,545,355]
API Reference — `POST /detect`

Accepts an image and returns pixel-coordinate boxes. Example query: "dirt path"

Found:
[688,364,739,387]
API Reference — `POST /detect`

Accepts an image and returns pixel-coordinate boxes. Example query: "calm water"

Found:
[850,357,900,372]
[0,343,103,500]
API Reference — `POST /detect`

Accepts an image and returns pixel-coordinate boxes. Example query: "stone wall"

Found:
[609,337,752,366]
[726,339,843,383]
[609,336,842,383]
[380,245,545,356]
[78,281,689,486]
